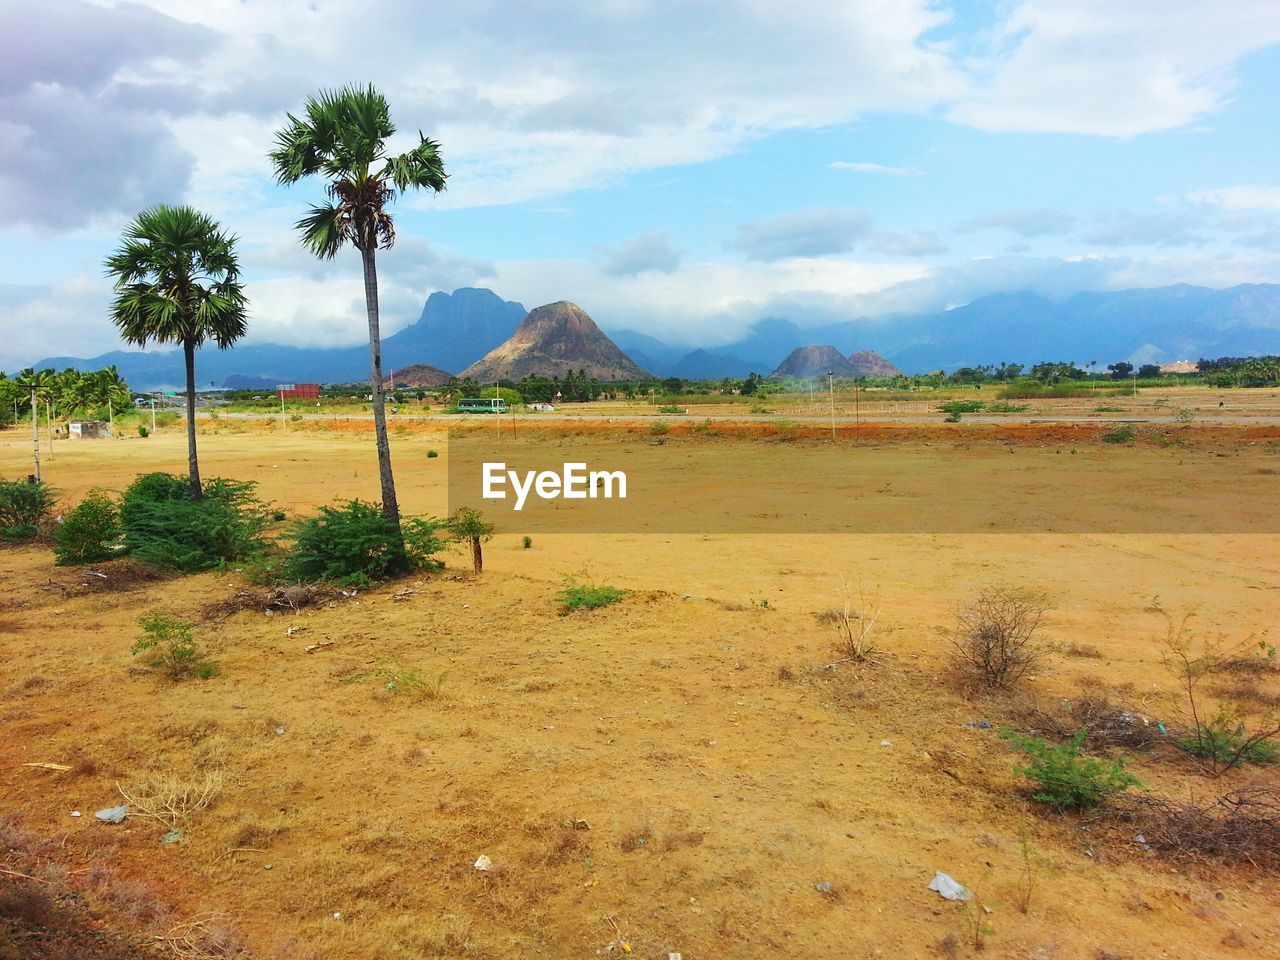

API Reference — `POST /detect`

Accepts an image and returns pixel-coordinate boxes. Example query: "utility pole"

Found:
[30,389,40,481]
[1132,372,1137,397]
[854,376,861,443]
[828,371,836,442]
[46,399,54,460]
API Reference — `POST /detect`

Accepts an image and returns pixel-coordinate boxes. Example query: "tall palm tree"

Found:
[269,84,447,571]
[105,206,248,499]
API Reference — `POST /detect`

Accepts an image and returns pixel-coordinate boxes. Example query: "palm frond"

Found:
[296,204,348,260]
[382,135,448,194]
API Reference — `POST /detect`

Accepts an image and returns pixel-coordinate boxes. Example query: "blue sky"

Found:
[2,0,1279,368]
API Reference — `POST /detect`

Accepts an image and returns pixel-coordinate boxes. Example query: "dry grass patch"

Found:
[117,770,224,830]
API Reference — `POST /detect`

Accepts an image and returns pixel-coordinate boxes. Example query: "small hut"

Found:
[68,420,111,439]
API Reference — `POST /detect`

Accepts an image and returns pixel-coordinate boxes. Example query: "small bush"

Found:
[650,420,670,436]
[1101,425,1134,444]
[283,500,444,587]
[522,535,533,549]
[939,400,983,415]
[948,588,1047,688]
[1001,729,1141,810]
[138,424,149,437]
[0,478,54,541]
[987,402,1030,413]
[1177,709,1279,767]
[132,612,218,680]
[54,490,123,565]
[343,661,447,699]
[657,405,685,414]
[427,449,440,458]
[558,573,626,612]
[121,473,268,572]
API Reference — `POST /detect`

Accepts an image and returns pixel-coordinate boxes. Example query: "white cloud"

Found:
[872,230,945,257]
[828,161,922,176]
[727,208,874,261]
[955,209,1077,237]
[948,0,1280,137]
[1188,185,1280,211]
[597,231,682,277]
[483,256,926,347]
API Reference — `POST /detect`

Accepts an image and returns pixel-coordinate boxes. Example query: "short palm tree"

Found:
[105,206,248,499]
[269,84,447,572]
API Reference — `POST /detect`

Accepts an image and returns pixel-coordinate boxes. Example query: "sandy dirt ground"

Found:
[1,421,1278,959]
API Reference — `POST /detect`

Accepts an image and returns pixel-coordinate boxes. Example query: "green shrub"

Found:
[650,420,670,436]
[0,478,54,541]
[987,402,1030,413]
[657,405,685,414]
[1177,709,1279,767]
[54,490,121,564]
[1001,729,1140,810]
[138,425,149,437]
[939,400,983,415]
[132,612,217,680]
[342,660,447,699]
[283,500,444,587]
[1101,425,1135,444]
[427,450,439,459]
[522,535,533,549]
[121,473,268,573]
[557,573,626,613]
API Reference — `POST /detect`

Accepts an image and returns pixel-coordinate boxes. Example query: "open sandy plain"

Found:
[2,414,1278,959]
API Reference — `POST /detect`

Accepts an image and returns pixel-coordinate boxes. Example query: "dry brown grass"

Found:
[116,771,224,829]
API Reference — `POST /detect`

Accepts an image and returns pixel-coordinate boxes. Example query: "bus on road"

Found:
[455,397,509,414]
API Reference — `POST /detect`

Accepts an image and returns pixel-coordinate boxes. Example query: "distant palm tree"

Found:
[269,84,447,572]
[105,206,248,499]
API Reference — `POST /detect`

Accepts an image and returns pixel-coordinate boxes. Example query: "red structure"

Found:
[276,383,320,400]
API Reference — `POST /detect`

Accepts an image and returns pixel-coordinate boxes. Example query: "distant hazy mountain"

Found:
[385,287,527,373]
[614,283,1280,376]
[461,301,653,381]
[17,282,1280,387]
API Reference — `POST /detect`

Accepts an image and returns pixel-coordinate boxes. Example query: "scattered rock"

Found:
[474,855,493,871]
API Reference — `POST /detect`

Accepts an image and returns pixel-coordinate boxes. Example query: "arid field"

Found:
[2,414,1279,959]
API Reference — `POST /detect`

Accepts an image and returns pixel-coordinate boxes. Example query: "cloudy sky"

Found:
[3,0,1279,368]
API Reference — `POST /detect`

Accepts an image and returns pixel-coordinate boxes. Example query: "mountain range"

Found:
[18,283,1280,390]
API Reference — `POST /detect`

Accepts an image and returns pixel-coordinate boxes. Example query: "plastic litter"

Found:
[70,811,81,818]
[474,855,493,871]
[161,829,182,844]
[880,739,893,747]
[814,881,834,893]
[928,871,972,901]
[95,805,128,823]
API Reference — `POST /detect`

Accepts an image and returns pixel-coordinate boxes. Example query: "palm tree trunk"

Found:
[183,339,203,500]
[359,245,408,571]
